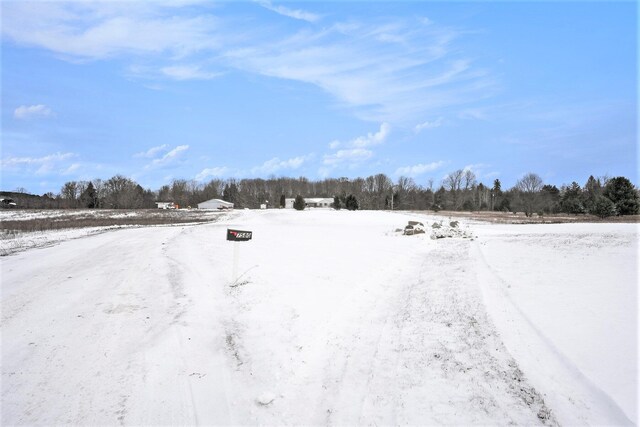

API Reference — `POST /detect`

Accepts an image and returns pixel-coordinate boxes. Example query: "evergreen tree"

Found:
[591,196,617,218]
[560,182,585,214]
[333,195,342,210]
[293,195,305,210]
[80,181,98,208]
[345,194,359,210]
[540,185,560,213]
[222,182,238,204]
[603,177,640,215]
[491,179,502,211]
[493,179,502,193]
[432,186,446,211]
[583,175,602,212]
[280,194,286,208]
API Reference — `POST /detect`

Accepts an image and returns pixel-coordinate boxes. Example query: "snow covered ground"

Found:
[1,209,637,425]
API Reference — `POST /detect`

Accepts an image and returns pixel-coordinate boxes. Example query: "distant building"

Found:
[284,197,334,209]
[198,199,234,210]
[156,202,176,209]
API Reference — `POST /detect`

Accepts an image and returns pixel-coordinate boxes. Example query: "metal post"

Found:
[231,241,239,284]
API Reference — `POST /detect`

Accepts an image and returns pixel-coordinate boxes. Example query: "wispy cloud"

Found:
[414,117,444,133]
[134,144,169,158]
[195,166,229,181]
[1,2,220,61]
[62,163,82,175]
[1,152,77,175]
[14,104,53,119]
[146,144,189,168]
[395,161,445,177]
[2,3,495,123]
[323,148,372,166]
[224,20,493,123]
[256,0,321,23]
[161,64,222,80]
[251,155,311,175]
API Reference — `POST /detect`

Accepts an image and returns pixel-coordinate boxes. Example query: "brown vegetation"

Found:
[0,209,225,233]
[424,210,640,224]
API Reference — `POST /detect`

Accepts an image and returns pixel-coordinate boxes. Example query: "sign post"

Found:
[227,229,253,285]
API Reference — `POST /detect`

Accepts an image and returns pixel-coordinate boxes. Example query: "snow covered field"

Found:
[1,209,637,425]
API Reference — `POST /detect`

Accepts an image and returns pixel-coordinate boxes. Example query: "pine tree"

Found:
[280,194,286,208]
[591,196,617,218]
[80,182,98,208]
[345,194,359,211]
[293,195,305,210]
[333,195,342,210]
[604,177,640,215]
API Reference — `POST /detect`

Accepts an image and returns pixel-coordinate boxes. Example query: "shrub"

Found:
[345,194,359,211]
[333,196,342,210]
[293,195,305,211]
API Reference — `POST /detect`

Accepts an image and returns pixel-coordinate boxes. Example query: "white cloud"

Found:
[322,123,389,171]
[463,163,489,173]
[350,123,391,148]
[2,152,75,167]
[134,144,169,158]
[195,167,229,181]
[459,108,488,120]
[323,148,372,166]
[251,155,310,175]
[224,20,493,123]
[161,65,222,80]
[148,144,189,168]
[2,3,495,122]
[395,161,445,176]
[257,0,321,23]
[414,117,444,133]
[2,2,220,60]
[14,104,52,119]
[62,163,82,175]
[1,152,77,175]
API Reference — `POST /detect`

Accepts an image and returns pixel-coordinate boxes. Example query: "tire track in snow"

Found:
[472,240,634,426]
[317,236,557,425]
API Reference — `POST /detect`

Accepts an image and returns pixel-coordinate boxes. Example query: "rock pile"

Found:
[430,220,475,240]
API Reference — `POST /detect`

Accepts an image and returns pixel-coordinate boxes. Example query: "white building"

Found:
[198,198,234,210]
[284,197,334,209]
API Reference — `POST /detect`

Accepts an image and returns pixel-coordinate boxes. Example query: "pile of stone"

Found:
[430,220,475,240]
[403,220,425,235]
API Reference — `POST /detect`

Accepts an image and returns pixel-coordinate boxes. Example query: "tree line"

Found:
[2,171,638,218]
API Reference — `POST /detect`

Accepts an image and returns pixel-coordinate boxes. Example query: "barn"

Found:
[198,198,234,210]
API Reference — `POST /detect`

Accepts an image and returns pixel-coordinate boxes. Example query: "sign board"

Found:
[227,229,253,242]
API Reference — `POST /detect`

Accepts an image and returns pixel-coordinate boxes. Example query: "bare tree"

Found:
[60,181,79,208]
[443,169,464,209]
[516,173,544,217]
[463,170,477,191]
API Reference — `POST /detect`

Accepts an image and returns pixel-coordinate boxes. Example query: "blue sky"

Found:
[1,0,637,194]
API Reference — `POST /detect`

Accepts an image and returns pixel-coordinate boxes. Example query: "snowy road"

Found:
[1,210,636,425]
